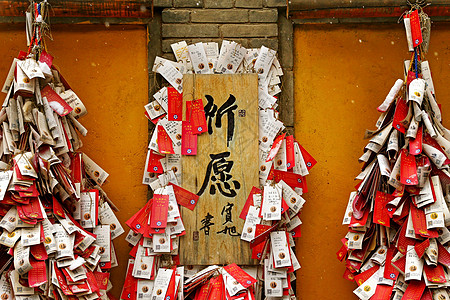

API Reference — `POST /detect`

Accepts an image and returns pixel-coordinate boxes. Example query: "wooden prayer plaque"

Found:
[180,74,259,265]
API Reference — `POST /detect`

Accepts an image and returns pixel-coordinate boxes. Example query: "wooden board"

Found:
[180,74,259,265]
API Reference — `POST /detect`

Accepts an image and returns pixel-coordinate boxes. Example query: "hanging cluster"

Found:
[338,8,450,300]
[121,40,316,300]
[0,2,123,300]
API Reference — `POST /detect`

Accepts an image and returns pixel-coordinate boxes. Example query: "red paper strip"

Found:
[285,135,295,170]
[169,183,199,211]
[167,86,183,121]
[181,121,198,155]
[298,142,317,170]
[409,125,423,155]
[239,186,261,220]
[157,125,175,154]
[224,263,257,288]
[392,97,409,134]
[400,149,418,185]
[188,99,208,135]
[409,10,423,47]
[40,85,73,116]
[150,194,169,229]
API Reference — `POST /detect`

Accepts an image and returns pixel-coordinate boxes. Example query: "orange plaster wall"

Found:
[0,24,148,297]
[294,23,450,299]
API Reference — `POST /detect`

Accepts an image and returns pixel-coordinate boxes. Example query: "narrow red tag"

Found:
[414,238,430,258]
[298,142,317,170]
[437,242,450,268]
[224,263,257,288]
[383,246,399,280]
[423,263,446,283]
[157,125,175,154]
[402,279,425,300]
[285,135,295,170]
[181,120,197,155]
[39,50,53,67]
[400,149,418,185]
[273,170,307,192]
[239,187,262,220]
[410,204,429,237]
[409,10,423,47]
[188,99,208,135]
[354,265,379,286]
[373,191,392,227]
[167,86,182,121]
[147,151,165,174]
[150,194,169,229]
[169,182,199,210]
[371,284,394,300]
[28,259,47,288]
[410,125,423,155]
[40,85,73,116]
[392,97,409,133]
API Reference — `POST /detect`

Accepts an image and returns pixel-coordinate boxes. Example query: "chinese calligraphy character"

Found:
[199,213,214,235]
[204,94,237,147]
[197,151,241,197]
[221,202,234,225]
[217,225,240,236]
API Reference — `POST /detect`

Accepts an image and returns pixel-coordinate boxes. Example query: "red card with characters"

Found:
[157,125,175,154]
[402,280,425,300]
[423,264,446,283]
[40,85,73,116]
[273,170,307,192]
[392,97,409,134]
[169,182,199,210]
[409,125,423,156]
[147,151,165,174]
[126,200,152,235]
[373,191,392,227]
[39,50,53,67]
[223,264,257,288]
[383,246,399,281]
[28,259,47,288]
[188,99,207,135]
[181,121,197,155]
[298,142,317,170]
[239,187,262,220]
[167,86,182,121]
[409,10,423,47]
[400,149,418,185]
[410,204,430,237]
[150,194,169,229]
[285,135,295,170]
[371,284,394,300]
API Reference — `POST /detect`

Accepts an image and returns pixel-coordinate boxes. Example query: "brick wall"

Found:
[149,0,294,129]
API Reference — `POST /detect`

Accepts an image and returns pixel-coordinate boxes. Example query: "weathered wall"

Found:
[152,0,295,128]
[294,22,450,299]
[0,24,148,297]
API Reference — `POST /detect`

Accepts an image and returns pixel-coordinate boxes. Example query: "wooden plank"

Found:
[180,74,259,265]
[0,0,152,19]
[289,0,450,10]
[290,5,450,20]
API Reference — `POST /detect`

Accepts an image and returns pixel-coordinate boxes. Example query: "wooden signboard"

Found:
[180,74,259,265]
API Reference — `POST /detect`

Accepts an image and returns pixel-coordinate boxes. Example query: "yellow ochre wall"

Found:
[294,23,450,299]
[0,24,148,297]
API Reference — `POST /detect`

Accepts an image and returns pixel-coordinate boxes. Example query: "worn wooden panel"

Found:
[0,0,152,19]
[180,74,259,265]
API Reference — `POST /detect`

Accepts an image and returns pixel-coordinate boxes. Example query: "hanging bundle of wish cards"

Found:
[0,2,124,300]
[121,40,317,300]
[338,7,450,300]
